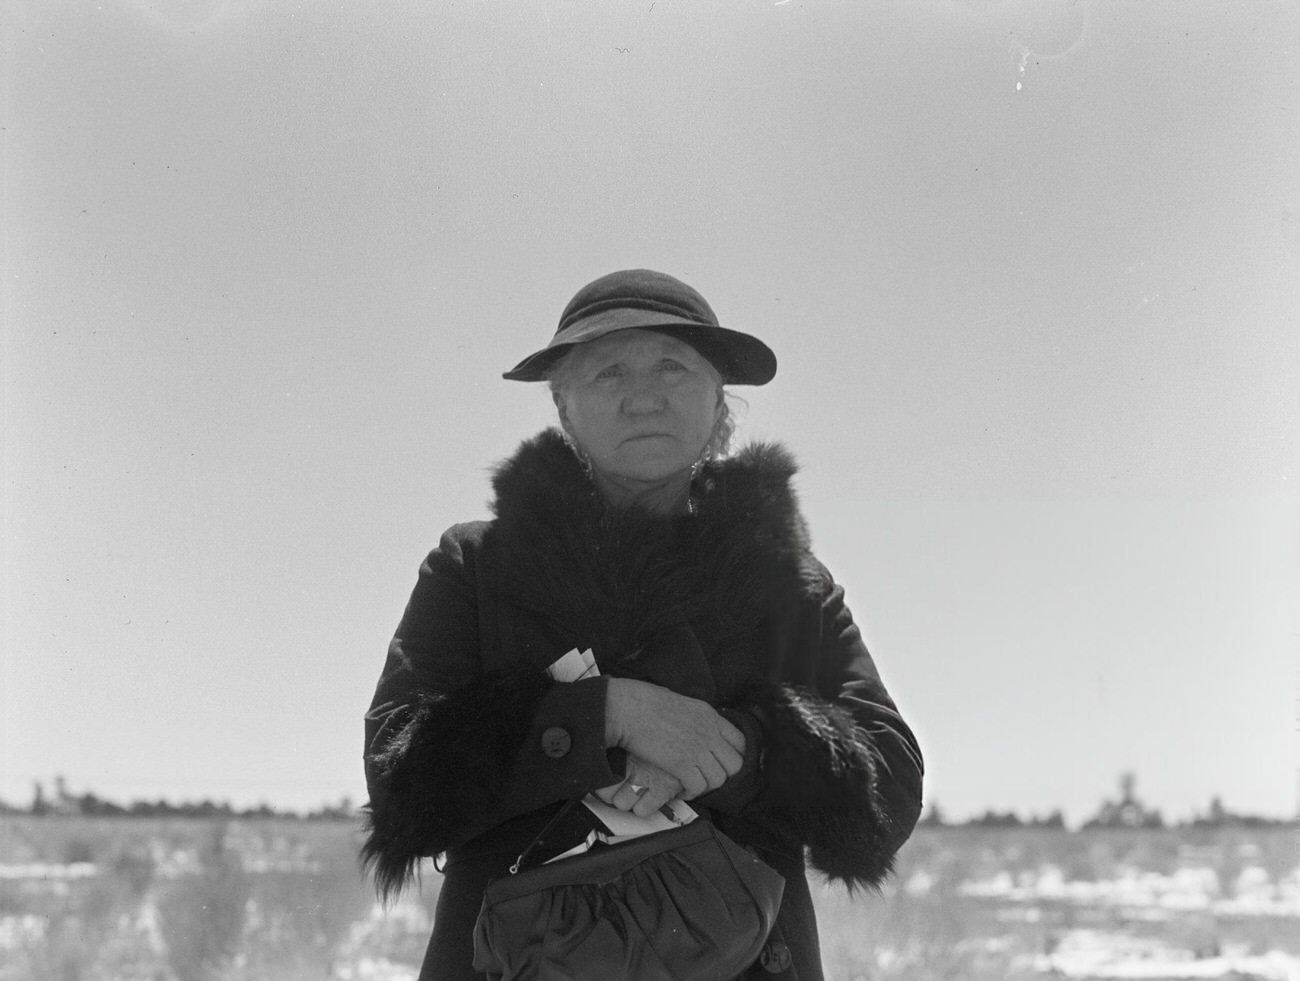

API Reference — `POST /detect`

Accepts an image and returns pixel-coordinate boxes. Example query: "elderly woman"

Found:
[362,269,924,981]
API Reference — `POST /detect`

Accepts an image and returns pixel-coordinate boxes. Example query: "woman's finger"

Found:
[610,779,648,812]
[604,760,680,813]
[694,754,728,793]
[631,782,679,819]
[717,716,747,755]
[676,765,709,800]
[713,740,745,778]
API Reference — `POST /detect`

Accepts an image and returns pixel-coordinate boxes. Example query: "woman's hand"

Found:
[604,678,746,799]
[594,757,682,818]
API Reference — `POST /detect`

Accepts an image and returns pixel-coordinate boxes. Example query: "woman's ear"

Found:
[552,391,572,434]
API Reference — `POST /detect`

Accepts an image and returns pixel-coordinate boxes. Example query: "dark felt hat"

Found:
[502,269,777,385]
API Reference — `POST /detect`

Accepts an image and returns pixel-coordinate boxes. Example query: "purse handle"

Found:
[509,797,586,874]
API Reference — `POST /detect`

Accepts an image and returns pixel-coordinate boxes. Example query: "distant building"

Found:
[1083,772,1163,829]
[39,776,84,817]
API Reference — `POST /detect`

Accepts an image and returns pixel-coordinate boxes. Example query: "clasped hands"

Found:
[594,677,746,818]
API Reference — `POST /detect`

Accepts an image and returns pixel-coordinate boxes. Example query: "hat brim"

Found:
[502,310,776,385]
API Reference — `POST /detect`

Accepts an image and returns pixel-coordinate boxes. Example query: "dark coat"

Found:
[362,429,924,981]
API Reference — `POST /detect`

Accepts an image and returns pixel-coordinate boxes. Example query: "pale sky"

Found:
[4,0,1298,826]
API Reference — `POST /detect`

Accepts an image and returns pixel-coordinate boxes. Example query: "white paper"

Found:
[582,794,696,837]
[545,645,698,850]
[547,647,598,683]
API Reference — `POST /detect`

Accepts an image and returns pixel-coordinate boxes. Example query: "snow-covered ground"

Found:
[944,858,1300,980]
[1024,931,1299,980]
[2,822,1296,980]
[955,862,1300,918]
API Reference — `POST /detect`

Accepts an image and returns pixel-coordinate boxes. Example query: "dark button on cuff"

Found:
[760,940,792,973]
[540,726,572,758]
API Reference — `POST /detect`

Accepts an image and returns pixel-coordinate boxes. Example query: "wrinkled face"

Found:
[553,330,723,484]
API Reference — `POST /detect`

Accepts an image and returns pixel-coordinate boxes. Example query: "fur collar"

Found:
[486,429,816,678]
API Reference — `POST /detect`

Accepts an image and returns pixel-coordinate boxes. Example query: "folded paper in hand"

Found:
[544,648,697,863]
[547,647,600,683]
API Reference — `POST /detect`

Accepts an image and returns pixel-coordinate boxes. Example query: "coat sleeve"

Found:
[361,526,623,899]
[722,563,924,890]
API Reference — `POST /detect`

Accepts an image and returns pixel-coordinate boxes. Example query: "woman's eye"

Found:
[594,365,623,380]
[658,359,686,373]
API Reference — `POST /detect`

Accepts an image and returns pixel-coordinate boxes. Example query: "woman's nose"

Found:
[621,375,667,413]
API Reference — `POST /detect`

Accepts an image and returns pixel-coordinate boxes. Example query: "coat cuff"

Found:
[361,670,625,900]
[495,676,624,816]
[726,680,917,890]
[361,664,555,899]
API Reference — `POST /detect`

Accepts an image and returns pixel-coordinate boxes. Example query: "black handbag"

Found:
[471,811,785,981]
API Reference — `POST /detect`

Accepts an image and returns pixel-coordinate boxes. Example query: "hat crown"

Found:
[557,269,718,334]
[502,268,776,385]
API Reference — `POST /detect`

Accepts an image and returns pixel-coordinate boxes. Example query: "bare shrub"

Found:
[111,842,156,901]
[157,821,251,981]
[234,825,373,980]
[62,836,96,865]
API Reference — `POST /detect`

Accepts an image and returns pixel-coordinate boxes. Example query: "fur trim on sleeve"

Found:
[361,665,553,900]
[729,681,904,891]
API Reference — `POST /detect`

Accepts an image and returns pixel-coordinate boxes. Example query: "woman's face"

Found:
[553,330,723,485]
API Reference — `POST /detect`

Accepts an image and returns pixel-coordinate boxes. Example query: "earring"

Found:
[562,433,593,479]
[692,412,724,479]
[690,450,711,480]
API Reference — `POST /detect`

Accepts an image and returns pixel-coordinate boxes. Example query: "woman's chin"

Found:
[600,458,692,486]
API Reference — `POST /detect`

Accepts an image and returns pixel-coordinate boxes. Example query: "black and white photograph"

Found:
[4,1,1298,979]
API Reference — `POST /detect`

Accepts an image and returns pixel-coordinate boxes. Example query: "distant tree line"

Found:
[918,803,1067,829]
[918,773,1291,831]
[0,777,357,821]
[4,771,1288,829]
